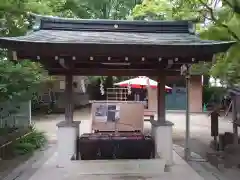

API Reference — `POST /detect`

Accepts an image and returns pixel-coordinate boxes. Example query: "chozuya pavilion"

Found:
[0,15,234,168]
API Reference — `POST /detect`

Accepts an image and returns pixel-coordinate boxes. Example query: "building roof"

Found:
[3,29,230,46]
[0,15,235,76]
[0,16,234,46]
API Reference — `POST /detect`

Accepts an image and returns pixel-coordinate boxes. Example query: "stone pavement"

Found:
[3,143,57,180]
[173,144,240,180]
[3,143,238,180]
[3,147,205,180]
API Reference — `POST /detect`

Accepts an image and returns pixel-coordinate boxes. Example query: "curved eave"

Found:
[0,38,235,59]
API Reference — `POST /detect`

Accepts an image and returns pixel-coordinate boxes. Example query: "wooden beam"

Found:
[9,42,218,60]
[48,68,180,76]
[16,52,212,64]
[43,61,190,70]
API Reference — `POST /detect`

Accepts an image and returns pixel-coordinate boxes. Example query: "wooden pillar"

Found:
[65,73,73,123]
[157,74,166,123]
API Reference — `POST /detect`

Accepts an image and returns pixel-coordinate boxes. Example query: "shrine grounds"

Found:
[2,107,240,180]
[33,107,233,159]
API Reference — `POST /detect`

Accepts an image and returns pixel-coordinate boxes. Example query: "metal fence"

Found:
[0,129,32,160]
[0,100,31,128]
[0,100,31,160]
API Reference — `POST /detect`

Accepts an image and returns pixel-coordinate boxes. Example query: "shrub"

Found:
[13,129,47,155]
[14,143,35,155]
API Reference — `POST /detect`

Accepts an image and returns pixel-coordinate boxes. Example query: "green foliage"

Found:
[0,0,142,37]
[131,0,240,86]
[74,0,141,19]
[132,0,173,20]
[0,0,51,36]
[0,59,49,102]
[190,62,212,75]
[13,129,47,155]
[200,11,240,86]
[14,142,35,155]
[0,58,49,117]
[131,0,200,20]
[203,85,227,106]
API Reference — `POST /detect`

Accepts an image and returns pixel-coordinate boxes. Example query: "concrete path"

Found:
[33,108,91,142]
[6,149,204,180]
[173,144,240,180]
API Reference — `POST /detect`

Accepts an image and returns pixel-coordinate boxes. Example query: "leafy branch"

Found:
[222,0,240,14]
[198,0,240,41]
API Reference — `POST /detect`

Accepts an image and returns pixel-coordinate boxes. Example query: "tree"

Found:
[131,0,201,20]
[0,0,80,37]
[131,0,240,86]
[0,0,58,117]
[131,0,212,84]
[171,0,240,86]
[0,58,49,117]
[73,0,141,19]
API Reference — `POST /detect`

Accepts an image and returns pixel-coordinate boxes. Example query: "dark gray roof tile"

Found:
[39,16,192,33]
[0,15,235,54]
[0,30,231,45]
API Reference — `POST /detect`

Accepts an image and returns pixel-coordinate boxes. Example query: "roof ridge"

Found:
[30,13,191,24]
[30,13,194,34]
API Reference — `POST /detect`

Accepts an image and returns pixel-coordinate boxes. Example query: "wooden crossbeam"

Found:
[48,68,181,76]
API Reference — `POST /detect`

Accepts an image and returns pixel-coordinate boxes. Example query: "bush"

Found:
[13,129,47,155]
[14,143,35,155]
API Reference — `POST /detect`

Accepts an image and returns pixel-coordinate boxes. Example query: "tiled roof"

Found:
[0,16,234,47]
[38,16,193,33]
[1,30,231,46]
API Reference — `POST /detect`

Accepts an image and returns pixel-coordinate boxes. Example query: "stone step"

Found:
[67,159,166,175]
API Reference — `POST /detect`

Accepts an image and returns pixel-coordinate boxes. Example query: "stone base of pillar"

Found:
[151,120,174,166]
[56,121,80,167]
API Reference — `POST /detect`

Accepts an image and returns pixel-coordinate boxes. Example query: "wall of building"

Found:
[39,76,90,111]
[189,75,203,112]
[148,75,202,112]
[0,100,31,128]
[51,76,88,93]
[55,93,89,109]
